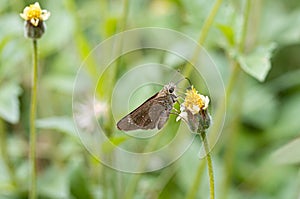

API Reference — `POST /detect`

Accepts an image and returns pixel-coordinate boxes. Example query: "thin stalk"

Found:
[113,0,130,197]
[197,0,223,46]
[221,1,252,198]
[220,71,243,199]
[0,119,18,187]
[200,131,215,199]
[239,0,251,52]
[105,0,130,136]
[183,0,223,77]
[29,39,38,199]
[120,0,130,33]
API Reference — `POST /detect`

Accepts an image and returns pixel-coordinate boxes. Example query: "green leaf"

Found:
[36,117,76,137]
[0,82,22,124]
[216,24,235,46]
[237,43,276,82]
[270,137,300,165]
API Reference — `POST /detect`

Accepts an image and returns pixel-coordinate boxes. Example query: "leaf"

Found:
[270,137,300,165]
[216,24,235,46]
[237,43,276,82]
[36,117,76,137]
[0,82,22,124]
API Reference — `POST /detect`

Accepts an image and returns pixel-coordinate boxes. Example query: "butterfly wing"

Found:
[117,93,171,131]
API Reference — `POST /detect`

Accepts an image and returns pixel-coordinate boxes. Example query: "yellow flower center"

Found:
[20,2,50,27]
[26,4,42,19]
[184,86,205,111]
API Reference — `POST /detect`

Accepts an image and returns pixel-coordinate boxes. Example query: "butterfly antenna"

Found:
[174,76,192,87]
[185,77,192,87]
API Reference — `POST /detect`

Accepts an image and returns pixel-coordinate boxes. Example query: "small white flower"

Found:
[176,86,211,132]
[182,86,210,115]
[20,2,50,26]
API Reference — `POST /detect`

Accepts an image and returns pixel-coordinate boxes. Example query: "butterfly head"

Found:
[164,82,176,93]
[161,82,177,102]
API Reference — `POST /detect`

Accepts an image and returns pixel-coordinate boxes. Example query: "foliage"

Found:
[0,0,300,198]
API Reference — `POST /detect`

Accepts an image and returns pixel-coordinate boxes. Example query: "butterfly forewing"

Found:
[117,83,177,131]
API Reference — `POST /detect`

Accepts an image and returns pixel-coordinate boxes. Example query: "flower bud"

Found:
[24,20,46,39]
[20,2,50,39]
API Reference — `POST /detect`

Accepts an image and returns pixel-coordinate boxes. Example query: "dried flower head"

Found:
[177,86,211,133]
[20,2,50,39]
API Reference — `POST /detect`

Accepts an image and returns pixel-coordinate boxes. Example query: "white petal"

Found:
[20,13,27,20]
[203,96,210,110]
[188,105,200,114]
[34,2,41,9]
[176,112,187,122]
[23,6,30,14]
[41,10,50,20]
[30,18,39,26]
[179,104,186,112]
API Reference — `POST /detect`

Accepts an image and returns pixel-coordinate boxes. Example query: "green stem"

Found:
[197,0,223,46]
[221,1,252,198]
[200,131,215,199]
[113,0,131,197]
[183,0,223,77]
[0,119,18,188]
[29,39,38,199]
[120,0,130,32]
[239,0,251,52]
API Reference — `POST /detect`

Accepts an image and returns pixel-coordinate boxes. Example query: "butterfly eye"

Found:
[168,87,174,93]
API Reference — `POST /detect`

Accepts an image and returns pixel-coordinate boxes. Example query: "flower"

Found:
[20,2,50,39]
[20,2,50,27]
[183,86,210,113]
[177,86,211,133]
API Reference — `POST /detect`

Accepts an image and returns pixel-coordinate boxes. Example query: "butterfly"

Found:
[117,82,177,131]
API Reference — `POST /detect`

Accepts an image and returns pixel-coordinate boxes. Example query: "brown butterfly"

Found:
[117,82,177,131]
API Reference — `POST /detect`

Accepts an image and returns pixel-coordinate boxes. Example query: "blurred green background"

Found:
[0,0,300,198]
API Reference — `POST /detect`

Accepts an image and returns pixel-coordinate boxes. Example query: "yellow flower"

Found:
[20,2,50,27]
[183,86,210,114]
[176,86,211,133]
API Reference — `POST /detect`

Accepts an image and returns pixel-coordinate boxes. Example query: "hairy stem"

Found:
[201,131,215,199]
[29,39,38,199]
